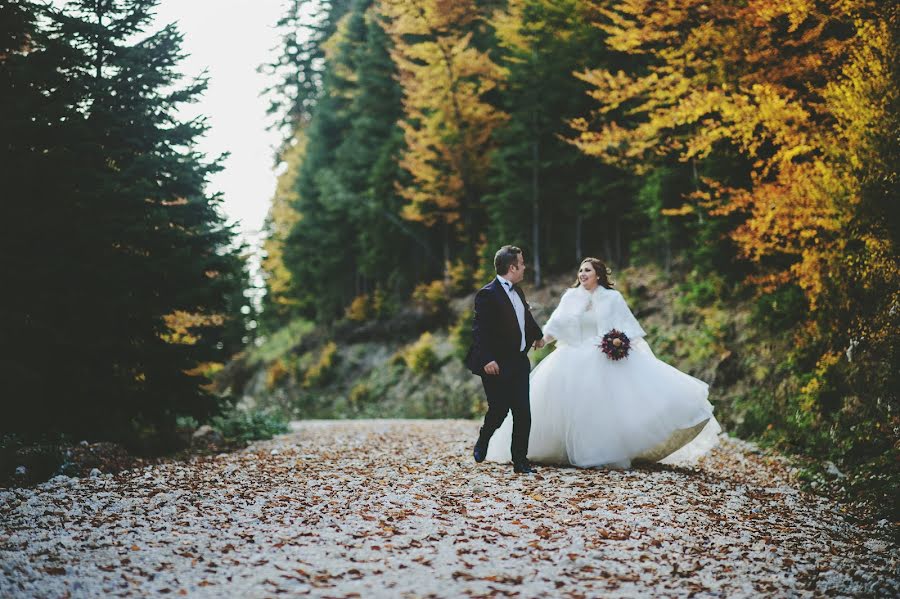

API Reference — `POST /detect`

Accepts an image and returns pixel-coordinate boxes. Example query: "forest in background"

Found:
[0,0,896,514]
[257,0,898,510]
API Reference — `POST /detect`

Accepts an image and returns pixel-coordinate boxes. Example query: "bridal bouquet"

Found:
[600,329,630,360]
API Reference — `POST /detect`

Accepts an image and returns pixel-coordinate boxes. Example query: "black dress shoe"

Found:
[473,443,487,463]
[513,461,535,474]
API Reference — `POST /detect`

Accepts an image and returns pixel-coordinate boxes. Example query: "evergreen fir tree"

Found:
[282,5,365,320]
[1,0,247,439]
[334,2,430,300]
[487,0,636,277]
[262,0,352,155]
[277,0,430,322]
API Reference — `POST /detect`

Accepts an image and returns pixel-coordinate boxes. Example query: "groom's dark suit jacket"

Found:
[464,278,542,376]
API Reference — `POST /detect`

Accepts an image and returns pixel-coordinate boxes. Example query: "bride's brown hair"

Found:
[571,257,614,289]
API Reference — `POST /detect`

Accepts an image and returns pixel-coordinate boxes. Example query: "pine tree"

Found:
[273,0,431,322]
[333,2,432,299]
[281,3,370,320]
[261,0,353,154]
[1,0,246,439]
[488,0,635,278]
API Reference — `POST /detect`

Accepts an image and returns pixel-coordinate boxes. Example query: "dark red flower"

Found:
[600,329,631,360]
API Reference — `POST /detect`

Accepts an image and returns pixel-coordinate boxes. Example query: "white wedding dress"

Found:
[486,286,720,468]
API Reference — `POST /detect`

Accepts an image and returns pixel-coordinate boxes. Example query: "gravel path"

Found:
[1,420,897,597]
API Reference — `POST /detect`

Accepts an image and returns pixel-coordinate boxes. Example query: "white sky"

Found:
[153,0,288,248]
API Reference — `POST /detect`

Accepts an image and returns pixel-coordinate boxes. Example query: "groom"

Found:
[465,245,544,474]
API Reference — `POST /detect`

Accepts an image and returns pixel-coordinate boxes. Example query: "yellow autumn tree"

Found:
[379,0,508,259]
[261,133,305,320]
[571,0,900,478]
[571,0,898,383]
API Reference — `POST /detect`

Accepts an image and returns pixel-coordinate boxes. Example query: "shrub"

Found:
[266,359,289,390]
[247,318,315,367]
[303,341,338,388]
[449,309,473,361]
[210,408,289,444]
[345,288,392,322]
[411,280,448,315]
[349,382,372,406]
[344,294,371,322]
[472,235,494,288]
[677,270,724,308]
[401,332,441,374]
[473,258,494,289]
[389,350,407,367]
[753,284,807,331]
[446,259,474,296]
[196,362,224,379]
[372,288,389,317]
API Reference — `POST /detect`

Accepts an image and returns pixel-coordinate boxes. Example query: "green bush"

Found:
[247,318,315,367]
[677,270,724,308]
[211,409,289,444]
[753,284,807,330]
[449,309,473,361]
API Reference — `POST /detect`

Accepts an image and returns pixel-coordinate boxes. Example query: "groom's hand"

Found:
[483,361,500,375]
[533,339,545,350]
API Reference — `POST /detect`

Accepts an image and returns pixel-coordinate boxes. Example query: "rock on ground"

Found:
[1,420,897,598]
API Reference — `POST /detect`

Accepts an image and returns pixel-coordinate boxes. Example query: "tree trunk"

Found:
[614,213,622,266]
[442,222,451,284]
[531,132,541,288]
[664,218,672,276]
[693,158,704,225]
[93,3,105,83]
[575,212,583,262]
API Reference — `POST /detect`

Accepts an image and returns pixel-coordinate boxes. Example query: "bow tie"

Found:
[502,280,515,291]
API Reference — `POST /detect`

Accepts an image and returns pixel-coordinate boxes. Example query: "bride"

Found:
[486,258,720,468]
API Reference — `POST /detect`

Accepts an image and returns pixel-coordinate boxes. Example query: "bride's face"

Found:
[578,262,599,290]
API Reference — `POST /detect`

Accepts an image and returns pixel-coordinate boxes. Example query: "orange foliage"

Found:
[572,0,898,340]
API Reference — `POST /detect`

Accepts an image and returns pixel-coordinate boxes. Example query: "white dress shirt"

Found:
[497,275,526,351]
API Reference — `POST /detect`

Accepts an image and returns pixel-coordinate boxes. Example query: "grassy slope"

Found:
[231,263,775,438]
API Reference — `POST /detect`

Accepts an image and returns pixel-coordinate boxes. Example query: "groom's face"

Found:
[508,253,526,284]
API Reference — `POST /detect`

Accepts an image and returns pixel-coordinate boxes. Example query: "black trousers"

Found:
[477,352,531,463]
